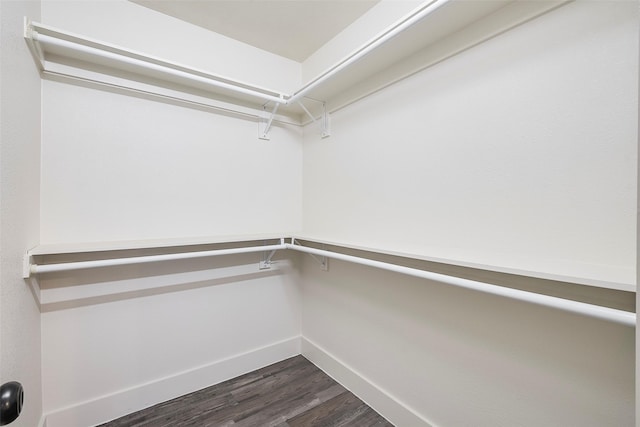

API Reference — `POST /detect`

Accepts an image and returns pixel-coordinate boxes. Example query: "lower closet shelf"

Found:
[27,235,636,327]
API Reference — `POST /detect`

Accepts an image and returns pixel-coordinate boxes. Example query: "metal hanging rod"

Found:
[25,22,288,104]
[24,237,636,326]
[26,240,287,276]
[42,69,301,127]
[284,241,636,327]
[25,0,452,109]
[287,0,452,104]
[24,0,453,139]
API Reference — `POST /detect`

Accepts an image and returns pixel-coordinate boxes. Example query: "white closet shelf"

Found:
[24,234,635,326]
[27,233,635,293]
[24,20,290,110]
[23,0,568,123]
[28,232,293,255]
[292,234,636,293]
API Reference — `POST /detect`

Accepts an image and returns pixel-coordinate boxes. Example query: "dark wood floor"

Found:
[99,355,393,427]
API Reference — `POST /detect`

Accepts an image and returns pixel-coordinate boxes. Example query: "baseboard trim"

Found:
[43,336,431,427]
[44,336,301,427]
[301,337,435,427]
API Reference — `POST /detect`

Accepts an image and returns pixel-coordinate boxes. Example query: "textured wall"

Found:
[301,1,637,425]
[0,1,43,426]
[302,0,638,287]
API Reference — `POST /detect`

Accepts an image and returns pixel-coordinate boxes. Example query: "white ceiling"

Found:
[131,0,381,62]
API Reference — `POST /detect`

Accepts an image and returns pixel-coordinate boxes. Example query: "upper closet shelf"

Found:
[24,20,288,105]
[28,232,292,255]
[23,0,567,127]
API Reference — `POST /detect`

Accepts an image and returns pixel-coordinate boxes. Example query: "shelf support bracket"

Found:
[298,99,330,139]
[290,238,328,271]
[309,252,329,271]
[259,238,284,269]
[22,252,34,279]
[23,19,45,71]
[258,102,280,140]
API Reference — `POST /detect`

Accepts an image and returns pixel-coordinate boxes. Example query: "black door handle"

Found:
[0,382,23,425]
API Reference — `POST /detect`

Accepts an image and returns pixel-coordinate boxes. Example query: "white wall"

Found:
[303,0,638,287]
[300,255,634,427]
[41,253,301,426]
[41,79,302,244]
[0,1,43,426]
[38,2,304,425]
[39,77,305,426]
[39,0,303,246]
[301,1,636,426]
[32,1,638,426]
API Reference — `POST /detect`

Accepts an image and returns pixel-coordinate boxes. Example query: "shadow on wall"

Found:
[300,254,635,426]
[35,244,294,312]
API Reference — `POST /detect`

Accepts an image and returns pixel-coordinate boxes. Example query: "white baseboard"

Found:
[301,337,435,427]
[43,336,430,427]
[44,336,301,427]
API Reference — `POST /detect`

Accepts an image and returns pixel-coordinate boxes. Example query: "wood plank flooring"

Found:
[99,355,393,427]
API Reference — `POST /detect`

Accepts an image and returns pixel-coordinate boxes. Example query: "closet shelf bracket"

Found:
[259,238,285,269]
[290,238,328,271]
[22,252,34,280]
[298,99,330,139]
[258,101,281,140]
[310,253,329,271]
[24,18,44,70]
[23,240,288,277]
